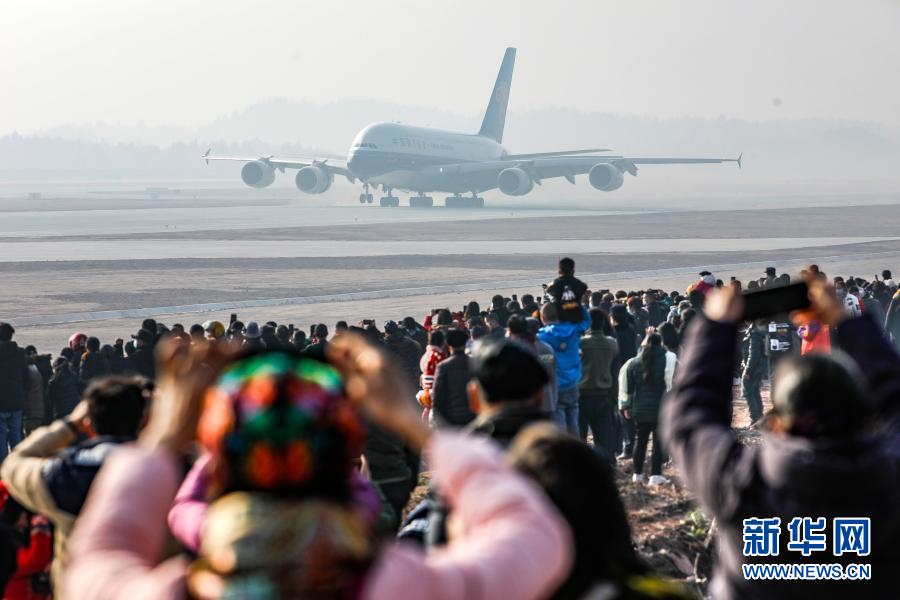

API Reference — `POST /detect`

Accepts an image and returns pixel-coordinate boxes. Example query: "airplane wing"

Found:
[202,149,352,178]
[502,148,611,160]
[435,152,741,182]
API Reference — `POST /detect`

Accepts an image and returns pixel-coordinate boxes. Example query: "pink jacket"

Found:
[63,432,573,600]
[167,453,384,554]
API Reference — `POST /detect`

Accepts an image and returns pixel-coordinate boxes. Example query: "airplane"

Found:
[204,47,740,208]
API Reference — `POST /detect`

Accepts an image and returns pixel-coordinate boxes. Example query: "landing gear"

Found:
[378,186,400,207]
[359,183,374,204]
[409,194,434,208]
[445,193,484,208]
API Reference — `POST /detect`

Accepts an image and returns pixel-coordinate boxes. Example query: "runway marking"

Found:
[7,249,900,327]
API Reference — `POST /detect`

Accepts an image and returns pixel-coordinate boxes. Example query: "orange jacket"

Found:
[799,322,831,355]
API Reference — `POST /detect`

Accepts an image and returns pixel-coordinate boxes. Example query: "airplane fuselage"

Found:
[347,122,507,193]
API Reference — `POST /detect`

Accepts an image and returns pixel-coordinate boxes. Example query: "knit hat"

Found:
[191,352,373,599]
[197,352,363,495]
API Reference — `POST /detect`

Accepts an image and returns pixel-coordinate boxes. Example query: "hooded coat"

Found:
[538,307,591,391]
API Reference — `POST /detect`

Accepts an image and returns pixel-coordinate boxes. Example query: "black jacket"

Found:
[547,275,588,324]
[662,315,900,599]
[383,333,421,390]
[49,366,82,420]
[741,326,766,378]
[431,352,475,427]
[127,346,156,380]
[79,351,110,383]
[43,435,133,516]
[398,403,548,545]
[0,341,28,412]
[467,403,548,449]
[646,301,667,327]
[613,323,638,364]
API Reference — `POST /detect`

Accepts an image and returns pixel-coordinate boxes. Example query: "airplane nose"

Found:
[347,151,361,176]
[347,150,373,179]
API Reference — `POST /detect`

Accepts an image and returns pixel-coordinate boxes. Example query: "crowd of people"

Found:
[0,257,898,599]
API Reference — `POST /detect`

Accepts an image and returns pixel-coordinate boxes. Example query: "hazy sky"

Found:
[2,0,899,135]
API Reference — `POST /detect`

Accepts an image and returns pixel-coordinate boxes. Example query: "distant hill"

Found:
[2,99,899,181]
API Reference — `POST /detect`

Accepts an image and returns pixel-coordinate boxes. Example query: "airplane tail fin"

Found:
[478,47,516,143]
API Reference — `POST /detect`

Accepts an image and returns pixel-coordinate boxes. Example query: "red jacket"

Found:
[4,519,51,600]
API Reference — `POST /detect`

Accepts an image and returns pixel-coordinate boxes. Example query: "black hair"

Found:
[507,424,645,597]
[470,325,489,340]
[435,309,453,326]
[772,353,873,439]
[470,340,548,404]
[558,257,575,275]
[86,336,100,352]
[688,289,705,309]
[84,376,149,438]
[589,308,609,332]
[313,323,328,339]
[445,328,468,350]
[657,322,679,354]
[640,333,663,384]
[0,323,13,342]
[507,314,528,336]
[883,270,892,280]
[428,329,445,347]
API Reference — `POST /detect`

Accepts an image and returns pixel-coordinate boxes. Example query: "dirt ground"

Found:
[408,382,772,599]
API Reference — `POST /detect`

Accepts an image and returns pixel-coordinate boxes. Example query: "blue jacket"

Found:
[538,306,591,391]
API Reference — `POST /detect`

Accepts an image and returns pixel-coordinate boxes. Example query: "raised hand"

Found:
[704,282,744,324]
[327,333,430,451]
[792,275,847,327]
[139,337,239,454]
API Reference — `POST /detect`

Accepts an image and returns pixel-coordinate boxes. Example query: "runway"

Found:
[2,183,898,352]
[0,237,894,263]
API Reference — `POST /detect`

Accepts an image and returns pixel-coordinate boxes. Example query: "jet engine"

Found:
[295,165,333,194]
[240,161,276,188]
[497,167,534,196]
[588,163,624,192]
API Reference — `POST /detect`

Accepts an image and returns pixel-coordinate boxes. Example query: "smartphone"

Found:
[512,294,518,301]
[741,282,810,321]
[229,313,237,326]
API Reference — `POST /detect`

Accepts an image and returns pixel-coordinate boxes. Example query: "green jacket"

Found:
[622,347,667,422]
[579,331,618,391]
